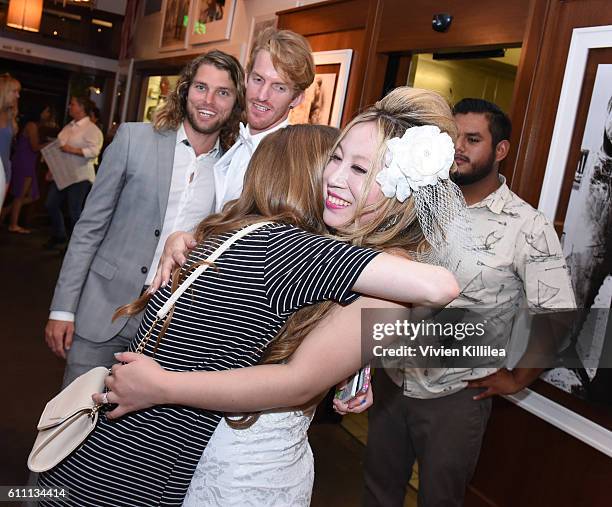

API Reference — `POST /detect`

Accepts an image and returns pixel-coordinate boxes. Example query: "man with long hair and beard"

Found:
[44,50,245,388]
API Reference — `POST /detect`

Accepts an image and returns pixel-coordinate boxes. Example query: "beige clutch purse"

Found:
[27,366,109,472]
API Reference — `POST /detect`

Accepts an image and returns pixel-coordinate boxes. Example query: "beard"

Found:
[185,106,227,135]
[450,151,496,186]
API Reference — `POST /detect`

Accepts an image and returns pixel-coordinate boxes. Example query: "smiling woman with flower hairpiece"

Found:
[70,87,472,507]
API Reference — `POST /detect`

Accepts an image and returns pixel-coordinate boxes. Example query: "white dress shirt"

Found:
[57,116,103,184]
[145,124,219,284]
[50,123,220,322]
[213,120,288,212]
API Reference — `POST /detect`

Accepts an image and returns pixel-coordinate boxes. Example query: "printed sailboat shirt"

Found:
[386,176,577,398]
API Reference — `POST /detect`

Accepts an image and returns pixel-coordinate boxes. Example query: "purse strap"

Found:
[134,221,272,354]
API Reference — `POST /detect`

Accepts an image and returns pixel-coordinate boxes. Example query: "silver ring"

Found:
[101,391,109,404]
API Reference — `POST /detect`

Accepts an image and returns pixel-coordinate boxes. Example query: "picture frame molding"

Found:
[158,0,192,52]
[533,24,612,457]
[188,0,237,46]
[245,13,278,65]
[312,49,353,128]
[539,25,612,220]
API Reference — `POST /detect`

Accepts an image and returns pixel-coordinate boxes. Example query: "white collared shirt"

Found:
[145,123,220,284]
[57,116,103,184]
[50,123,220,321]
[213,120,289,212]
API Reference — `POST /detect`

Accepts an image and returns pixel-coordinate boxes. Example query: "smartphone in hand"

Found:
[335,365,371,403]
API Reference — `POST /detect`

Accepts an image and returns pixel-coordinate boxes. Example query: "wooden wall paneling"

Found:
[276,0,369,35]
[466,2,612,503]
[375,53,413,98]
[529,380,612,432]
[376,0,531,53]
[304,30,366,124]
[358,0,386,109]
[362,0,533,117]
[276,1,612,505]
[305,31,365,50]
[509,0,569,206]
[466,395,611,507]
[503,0,551,187]
[393,55,412,88]
[467,3,612,503]
[277,0,378,124]
[511,0,612,207]
[360,52,389,106]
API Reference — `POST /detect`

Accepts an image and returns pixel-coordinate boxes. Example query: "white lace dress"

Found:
[183,410,315,506]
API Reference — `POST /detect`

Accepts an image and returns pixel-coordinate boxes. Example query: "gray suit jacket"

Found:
[50,123,177,342]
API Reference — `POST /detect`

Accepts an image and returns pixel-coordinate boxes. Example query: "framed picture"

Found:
[289,49,353,128]
[245,13,277,64]
[159,0,192,51]
[513,24,612,458]
[188,0,236,46]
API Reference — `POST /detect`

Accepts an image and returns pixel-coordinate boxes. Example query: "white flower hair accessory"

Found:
[376,125,455,202]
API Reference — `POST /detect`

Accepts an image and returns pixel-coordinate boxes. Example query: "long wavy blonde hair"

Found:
[153,50,245,151]
[0,74,20,131]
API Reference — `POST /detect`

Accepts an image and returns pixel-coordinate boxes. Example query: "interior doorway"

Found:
[407,47,522,113]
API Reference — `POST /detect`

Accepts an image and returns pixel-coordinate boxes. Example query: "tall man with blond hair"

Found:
[213,27,315,210]
[45,50,245,387]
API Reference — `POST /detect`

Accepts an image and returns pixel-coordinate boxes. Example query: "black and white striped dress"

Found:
[39,223,379,506]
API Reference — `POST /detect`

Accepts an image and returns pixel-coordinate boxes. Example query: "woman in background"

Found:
[0,74,20,202]
[44,96,103,247]
[0,158,5,205]
[8,106,51,232]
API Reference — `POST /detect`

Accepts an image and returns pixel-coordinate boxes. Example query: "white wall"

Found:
[131,0,323,63]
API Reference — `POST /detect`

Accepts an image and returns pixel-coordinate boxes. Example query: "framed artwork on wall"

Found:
[511,24,612,458]
[288,49,353,128]
[159,0,192,51]
[245,13,278,64]
[188,0,236,46]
